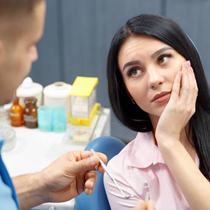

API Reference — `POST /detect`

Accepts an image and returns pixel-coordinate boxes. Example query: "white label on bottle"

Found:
[24,115,37,122]
[10,113,20,117]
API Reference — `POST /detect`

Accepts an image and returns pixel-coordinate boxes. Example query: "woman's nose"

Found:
[148,67,164,89]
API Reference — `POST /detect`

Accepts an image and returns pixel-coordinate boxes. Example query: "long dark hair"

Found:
[107,14,210,179]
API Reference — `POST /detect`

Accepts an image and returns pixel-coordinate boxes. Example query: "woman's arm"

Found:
[156,61,210,210]
[158,140,210,210]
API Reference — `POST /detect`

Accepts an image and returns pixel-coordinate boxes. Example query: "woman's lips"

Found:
[152,92,171,103]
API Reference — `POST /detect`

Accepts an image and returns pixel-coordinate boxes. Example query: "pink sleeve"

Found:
[103,156,143,210]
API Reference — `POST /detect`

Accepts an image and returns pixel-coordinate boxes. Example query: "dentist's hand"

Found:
[40,151,107,203]
[14,150,107,210]
[132,200,155,210]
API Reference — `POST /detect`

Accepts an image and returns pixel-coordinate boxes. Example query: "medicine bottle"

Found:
[10,97,24,127]
[24,97,38,128]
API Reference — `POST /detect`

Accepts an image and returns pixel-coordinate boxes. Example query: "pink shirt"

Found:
[104,132,199,210]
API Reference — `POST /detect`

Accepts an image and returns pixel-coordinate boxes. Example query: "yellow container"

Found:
[69,76,99,126]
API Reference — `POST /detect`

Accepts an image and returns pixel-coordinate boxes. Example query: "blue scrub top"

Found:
[0,140,19,210]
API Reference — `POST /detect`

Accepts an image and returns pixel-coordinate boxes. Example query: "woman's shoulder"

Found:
[106,131,154,174]
[107,133,143,171]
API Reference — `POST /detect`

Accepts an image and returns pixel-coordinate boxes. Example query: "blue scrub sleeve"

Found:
[0,140,19,210]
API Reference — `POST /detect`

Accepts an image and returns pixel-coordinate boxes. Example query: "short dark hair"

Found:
[0,0,41,17]
[0,0,45,42]
[107,14,210,179]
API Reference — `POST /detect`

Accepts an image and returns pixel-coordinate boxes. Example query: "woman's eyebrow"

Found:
[151,47,173,59]
[122,47,172,71]
[123,61,141,71]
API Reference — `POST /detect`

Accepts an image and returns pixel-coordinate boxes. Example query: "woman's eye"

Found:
[127,67,142,77]
[158,54,172,64]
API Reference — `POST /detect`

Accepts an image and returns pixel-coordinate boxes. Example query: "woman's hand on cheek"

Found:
[155,60,198,145]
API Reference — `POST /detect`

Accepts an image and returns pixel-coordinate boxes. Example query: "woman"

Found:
[104,14,210,210]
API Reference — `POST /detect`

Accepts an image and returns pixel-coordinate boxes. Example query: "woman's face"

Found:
[118,35,186,119]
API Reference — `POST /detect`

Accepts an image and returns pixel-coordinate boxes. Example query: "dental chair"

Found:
[75,136,126,210]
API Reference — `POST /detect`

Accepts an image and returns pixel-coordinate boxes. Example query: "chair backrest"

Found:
[75,136,126,210]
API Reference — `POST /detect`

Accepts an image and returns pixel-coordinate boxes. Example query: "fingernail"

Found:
[88,189,92,194]
[184,61,190,69]
[89,181,94,188]
[90,155,96,165]
[85,188,92,195]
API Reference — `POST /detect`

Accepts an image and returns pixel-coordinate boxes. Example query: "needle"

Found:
[145,191,150,201]
[144,185,150,201]
[90,148,135,199]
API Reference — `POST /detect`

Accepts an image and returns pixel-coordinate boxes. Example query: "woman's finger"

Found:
[190,66,198,104]
[169,70,182,104]
[186,66,198,111]
[179,61,191,104]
